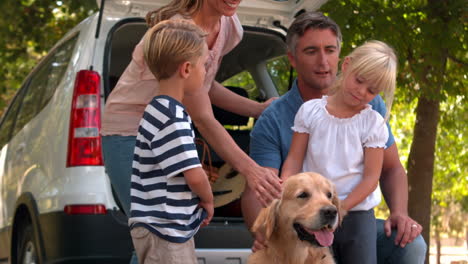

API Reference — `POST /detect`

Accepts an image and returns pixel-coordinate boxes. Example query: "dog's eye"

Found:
[297,192,309,199]
[326,192,332,199]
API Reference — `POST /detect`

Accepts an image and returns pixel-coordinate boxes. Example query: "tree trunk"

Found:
[407,95,440,264]
[435,227,441,264]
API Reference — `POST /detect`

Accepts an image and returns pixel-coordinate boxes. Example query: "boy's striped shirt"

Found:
[128,95,205,243]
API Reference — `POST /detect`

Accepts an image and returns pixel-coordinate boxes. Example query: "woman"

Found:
[102,0,281,221]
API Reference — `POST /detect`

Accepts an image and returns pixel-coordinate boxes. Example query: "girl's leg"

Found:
[332,209,377,264]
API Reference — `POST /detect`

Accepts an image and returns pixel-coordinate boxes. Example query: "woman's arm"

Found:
[184,90,282,207]
[281,132,309,181]
[342,147,383,211]
[208,81,275,118]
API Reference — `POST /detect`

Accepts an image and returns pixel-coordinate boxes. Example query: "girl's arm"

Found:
[342,147,384,211]
[280,132,309,181]
[208,81,275,118]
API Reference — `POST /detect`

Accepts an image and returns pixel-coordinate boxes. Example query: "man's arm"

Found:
[381,143,422,247]
[381,144,408,215]
[243,108,283,230]
[184,89,282,207]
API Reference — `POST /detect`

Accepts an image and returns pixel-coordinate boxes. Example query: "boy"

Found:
[128,20,213,264]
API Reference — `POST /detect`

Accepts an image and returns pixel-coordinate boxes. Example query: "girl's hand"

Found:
[199,199,214,227]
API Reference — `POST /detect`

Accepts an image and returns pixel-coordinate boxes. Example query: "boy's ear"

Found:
[179,61,192,79]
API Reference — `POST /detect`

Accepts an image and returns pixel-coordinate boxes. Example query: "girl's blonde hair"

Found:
[332,40,397,120]
[143,20,207,80]
[146,0,203,27]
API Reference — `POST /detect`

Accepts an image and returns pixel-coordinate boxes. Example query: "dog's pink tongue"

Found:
[312,230,334,247]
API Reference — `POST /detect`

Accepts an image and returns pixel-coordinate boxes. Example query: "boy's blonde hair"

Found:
[332,40,397,120]
[143,19,206,80]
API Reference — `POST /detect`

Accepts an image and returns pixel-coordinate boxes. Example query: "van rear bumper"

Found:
[39,209,132,264]
[38,213,253,264]
[196,249,251,264]
[194,218,253,263]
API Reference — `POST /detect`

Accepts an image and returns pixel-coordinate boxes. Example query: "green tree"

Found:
[321,0,467,261]
[0,0,96,116]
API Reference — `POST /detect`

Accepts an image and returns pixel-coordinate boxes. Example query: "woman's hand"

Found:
[209,81,278,118]
[254,97,278,118]
[243,164,282,207]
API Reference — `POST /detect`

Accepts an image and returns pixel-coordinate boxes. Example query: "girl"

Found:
[281,40,397,264]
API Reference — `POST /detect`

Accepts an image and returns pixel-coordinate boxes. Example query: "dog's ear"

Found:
[252,199,280,241]
[332,189,347,225]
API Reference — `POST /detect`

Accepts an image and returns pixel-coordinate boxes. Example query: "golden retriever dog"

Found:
[248,172,344,264]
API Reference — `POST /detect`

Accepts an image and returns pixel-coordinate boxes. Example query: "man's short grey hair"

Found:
[286,11,342,56]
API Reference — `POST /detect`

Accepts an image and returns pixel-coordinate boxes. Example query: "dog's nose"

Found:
[320,206,337,221]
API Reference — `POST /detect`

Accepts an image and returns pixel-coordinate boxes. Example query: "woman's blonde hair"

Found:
[146,0,203,27]
[332,40,397,120]
[143,19,207,80]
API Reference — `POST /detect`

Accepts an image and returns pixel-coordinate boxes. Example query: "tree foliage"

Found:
[0,0,97,116]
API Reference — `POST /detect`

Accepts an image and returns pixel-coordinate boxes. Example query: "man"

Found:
[242,11,427,263]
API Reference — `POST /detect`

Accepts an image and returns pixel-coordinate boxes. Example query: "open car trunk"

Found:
[102,18,288,260]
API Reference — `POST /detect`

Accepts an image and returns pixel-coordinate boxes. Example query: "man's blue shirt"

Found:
[250,79,395,171]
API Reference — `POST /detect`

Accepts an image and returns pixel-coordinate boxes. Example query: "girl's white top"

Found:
[292,96,389,211]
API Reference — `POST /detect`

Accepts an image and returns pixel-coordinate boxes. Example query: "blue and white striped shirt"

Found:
[129,95,205,243]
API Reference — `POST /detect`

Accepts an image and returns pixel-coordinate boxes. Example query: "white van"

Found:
[0,0,326,263]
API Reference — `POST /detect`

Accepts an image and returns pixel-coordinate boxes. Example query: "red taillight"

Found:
[64,204,107,215]
[67,70,103,166]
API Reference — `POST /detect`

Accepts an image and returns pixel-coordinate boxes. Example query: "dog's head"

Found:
[253,172,344,248]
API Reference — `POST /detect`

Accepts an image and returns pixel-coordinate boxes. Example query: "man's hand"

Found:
[384,212,422,247]
[245,165,282,207]
[251,232,267,252]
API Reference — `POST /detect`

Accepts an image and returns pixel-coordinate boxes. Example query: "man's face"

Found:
[288,28,340,92]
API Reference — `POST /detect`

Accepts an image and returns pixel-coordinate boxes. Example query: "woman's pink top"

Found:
[101,14,243,136]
